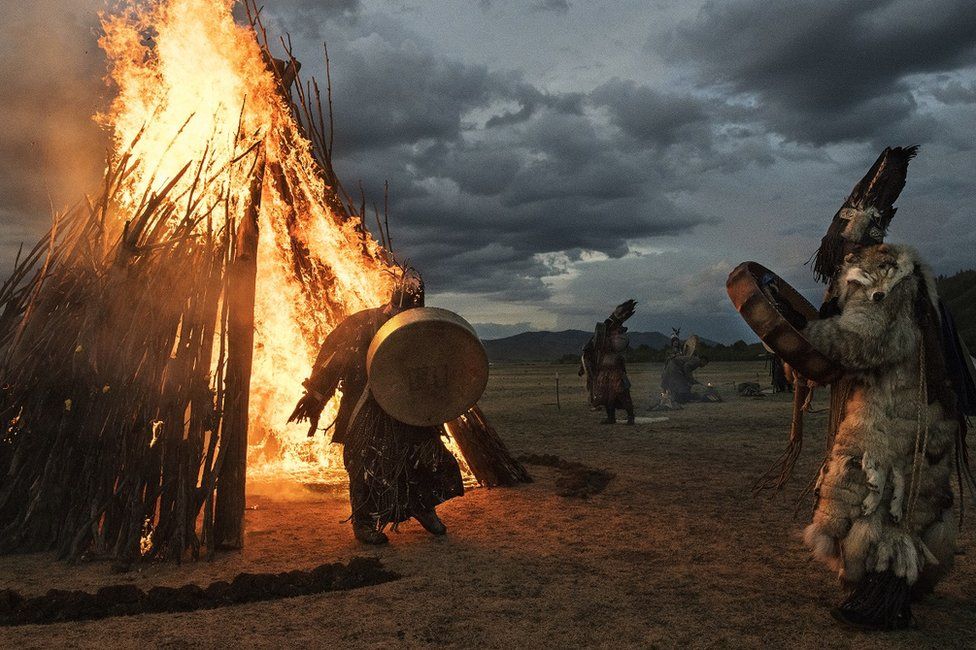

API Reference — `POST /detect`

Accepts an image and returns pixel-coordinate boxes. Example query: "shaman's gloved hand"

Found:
[288,392,324,438]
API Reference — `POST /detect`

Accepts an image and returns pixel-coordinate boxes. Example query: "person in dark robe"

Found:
[582,300,638,424]
[593,326,635,424]
[288,269,464,545]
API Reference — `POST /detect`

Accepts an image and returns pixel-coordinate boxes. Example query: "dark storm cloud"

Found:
[929,78,976,105]
[258,6,717,302]
[530,0,572,13]
[283,18,584,153]
[478,0,572,11]
[484,83,584,128]
[317,0,362,15]
[590,78,711,148]
[327,38,496,151]
[248,0,362,25]
[375,165,707,301]
[429,145,522,196]
[662,0,976,144]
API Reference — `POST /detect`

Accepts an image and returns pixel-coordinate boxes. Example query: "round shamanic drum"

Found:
[366,307,489,426]
[726,261,844,385]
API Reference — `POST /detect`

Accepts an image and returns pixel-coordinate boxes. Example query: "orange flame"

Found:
[99,0,393,483]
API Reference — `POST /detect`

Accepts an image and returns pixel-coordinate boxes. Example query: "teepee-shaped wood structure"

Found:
[0,1,528,567]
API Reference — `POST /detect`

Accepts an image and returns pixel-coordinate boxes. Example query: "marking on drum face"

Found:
[405,364,453,391]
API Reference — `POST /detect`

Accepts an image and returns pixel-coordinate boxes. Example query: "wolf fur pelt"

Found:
[802,243,959,594]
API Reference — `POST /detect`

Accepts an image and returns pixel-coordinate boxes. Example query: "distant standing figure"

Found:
[594,327,635,424]
[584,300,638,425]
[668,327,682,358]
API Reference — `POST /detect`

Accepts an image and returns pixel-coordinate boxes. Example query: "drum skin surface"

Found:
[726,262,845,385]
[367,307,489,426]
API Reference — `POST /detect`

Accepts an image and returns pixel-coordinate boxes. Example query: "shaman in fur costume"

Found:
[802,243,963,628]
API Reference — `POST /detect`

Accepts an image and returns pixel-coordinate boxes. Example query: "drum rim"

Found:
[366,306,489,425]
[726,261,845,385]
[367,307,480,369]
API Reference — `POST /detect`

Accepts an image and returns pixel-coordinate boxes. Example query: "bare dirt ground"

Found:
[1,361,973,649]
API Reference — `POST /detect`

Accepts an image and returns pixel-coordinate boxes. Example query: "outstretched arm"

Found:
[804,301,916,370]
[288,319,356,435]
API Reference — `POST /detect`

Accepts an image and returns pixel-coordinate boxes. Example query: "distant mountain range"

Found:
[479,269,975,363]
[482,330,717,362]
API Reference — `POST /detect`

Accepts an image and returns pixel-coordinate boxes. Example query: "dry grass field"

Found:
[1,361,973,648]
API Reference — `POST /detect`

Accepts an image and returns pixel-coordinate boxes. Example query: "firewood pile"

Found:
[0,137,264,565]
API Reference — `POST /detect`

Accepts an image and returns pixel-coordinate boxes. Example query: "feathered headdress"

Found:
[813,145,918,283]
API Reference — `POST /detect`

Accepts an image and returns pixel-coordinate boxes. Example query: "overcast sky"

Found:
[2,0,975,341]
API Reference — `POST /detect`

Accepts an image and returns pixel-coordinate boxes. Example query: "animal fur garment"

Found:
[802,244,959,592]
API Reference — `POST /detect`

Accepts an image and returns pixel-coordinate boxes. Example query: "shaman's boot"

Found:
[831,571,913,631]
[414,508,447,536]
[348,474,387,544]
[601,407,616,424]
[352,520,389,545]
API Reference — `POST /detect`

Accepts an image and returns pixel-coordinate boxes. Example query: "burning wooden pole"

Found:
[214,153,266,549]
[445,406,531,487]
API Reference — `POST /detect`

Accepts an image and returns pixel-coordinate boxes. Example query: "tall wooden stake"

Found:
[214,154,266,549]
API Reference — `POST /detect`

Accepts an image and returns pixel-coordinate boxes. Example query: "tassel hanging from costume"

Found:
[753,375,811,493]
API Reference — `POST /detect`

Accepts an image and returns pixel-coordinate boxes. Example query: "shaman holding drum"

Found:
[289,269,482,545]
[729,146,976,631]
[581,300,637,425]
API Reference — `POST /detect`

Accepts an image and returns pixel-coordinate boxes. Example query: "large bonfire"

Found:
[0,0,526,565]
[100,0,392,482]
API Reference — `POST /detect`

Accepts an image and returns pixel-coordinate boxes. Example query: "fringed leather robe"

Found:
[304,308,464,529]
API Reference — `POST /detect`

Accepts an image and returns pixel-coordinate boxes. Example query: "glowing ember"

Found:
[98,0,395,483]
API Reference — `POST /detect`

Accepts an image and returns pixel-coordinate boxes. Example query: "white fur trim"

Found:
[844,267,871,286]
[804,523,842,573]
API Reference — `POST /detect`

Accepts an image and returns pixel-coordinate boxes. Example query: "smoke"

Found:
[0,1,108,262]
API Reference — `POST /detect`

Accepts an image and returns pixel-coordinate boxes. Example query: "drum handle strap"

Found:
[752,376,811,494]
